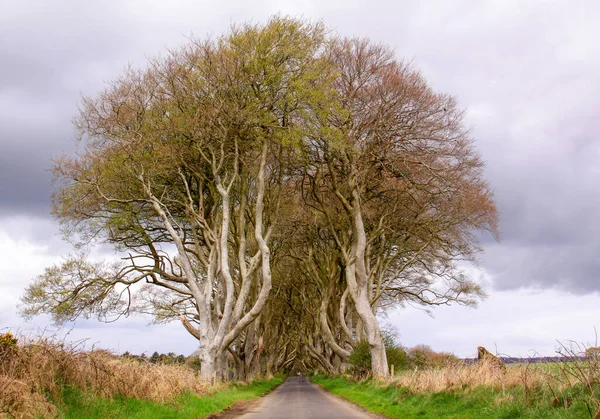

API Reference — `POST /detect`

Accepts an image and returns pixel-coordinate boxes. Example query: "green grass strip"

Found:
[58,376,283,419]
[311,374,592,419]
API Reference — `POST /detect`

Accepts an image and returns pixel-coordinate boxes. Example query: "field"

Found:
[312,358,600,418]
[0,333,282,419]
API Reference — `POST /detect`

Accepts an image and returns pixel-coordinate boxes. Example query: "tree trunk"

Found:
[199,347,217,383]
[345,186,389,378]
[354,289,388,377]
[319,283,351,360]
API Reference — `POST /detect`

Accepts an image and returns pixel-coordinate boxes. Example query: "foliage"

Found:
[0,333,211,418]
[586,346,600,360]
[19,15,499,380]
[407,345,460,369]
[387,347,409,374]
[349,331,408,377]
[0,332,18,349]
[348,341,372,377]
[0,331,283,419]
[145,351,187,365]
[549,340,600,418]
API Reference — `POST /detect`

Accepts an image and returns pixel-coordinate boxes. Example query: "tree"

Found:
[21,17,497,381]
[149,352,160,364]
[297,38,497,377]
[21,17,329,382]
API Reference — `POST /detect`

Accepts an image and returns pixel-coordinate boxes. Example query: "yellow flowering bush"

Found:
[0,331,18,348]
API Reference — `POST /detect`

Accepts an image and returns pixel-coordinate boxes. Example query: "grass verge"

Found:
[58,376,284,419]
[0,332,282,418]
[312,374,595,419]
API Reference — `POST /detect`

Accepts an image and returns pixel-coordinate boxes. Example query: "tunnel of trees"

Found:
[21,16,498,382]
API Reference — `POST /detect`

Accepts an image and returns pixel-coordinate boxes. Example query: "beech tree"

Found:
[21,17,329,382]
[21,18,497,381]
[297,38,498,377]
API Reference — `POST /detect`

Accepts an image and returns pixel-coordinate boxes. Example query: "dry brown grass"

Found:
[387,356,600,417]
[0,333,211,419]
[0,375,57,419]
[390,359,544,393]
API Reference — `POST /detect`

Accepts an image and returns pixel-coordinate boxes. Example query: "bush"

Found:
[386,346,408,373]
[407,344,460,369]
[0,333,211,419]
[586,346,600,360]
[349,341,372,377]
[0,332,18,350]
[348,334,408,377]
[382,331,408,373]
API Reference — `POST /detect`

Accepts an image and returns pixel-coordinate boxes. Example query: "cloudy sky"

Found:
[1,0,599,358]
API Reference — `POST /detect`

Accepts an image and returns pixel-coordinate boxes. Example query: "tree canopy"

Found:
[22,16,498,381]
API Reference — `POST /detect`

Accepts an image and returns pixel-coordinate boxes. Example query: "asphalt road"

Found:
[237,376,379,419]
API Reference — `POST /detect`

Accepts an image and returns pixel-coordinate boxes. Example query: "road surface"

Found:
[237,376,380,418]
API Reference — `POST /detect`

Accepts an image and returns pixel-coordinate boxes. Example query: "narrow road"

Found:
[237,376,380,419]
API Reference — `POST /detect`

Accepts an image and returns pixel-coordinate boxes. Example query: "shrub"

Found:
[0,332,18,349]
[348,335,409,378]
[407,344,460,369]
[586,346,600,360]
[349,341,372,377]
[386,346,408,373]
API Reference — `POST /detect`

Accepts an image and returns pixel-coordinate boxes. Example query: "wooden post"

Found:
[390,364,395,376]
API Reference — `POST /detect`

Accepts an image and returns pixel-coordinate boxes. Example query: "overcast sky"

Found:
[1,0,599,358]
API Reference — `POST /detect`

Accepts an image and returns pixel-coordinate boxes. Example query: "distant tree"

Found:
[408,345,434,368]
[381,329,408,373]
[407,345,459,369]
[149,351,160,364]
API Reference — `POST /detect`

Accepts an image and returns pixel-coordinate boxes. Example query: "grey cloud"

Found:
[0,125,71,216]
[383,0,600,293]
[1,0,600,296]
[484,243,600,294]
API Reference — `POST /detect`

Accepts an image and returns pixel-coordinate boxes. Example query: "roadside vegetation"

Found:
[313,340,600,419]
[0,332,281,419]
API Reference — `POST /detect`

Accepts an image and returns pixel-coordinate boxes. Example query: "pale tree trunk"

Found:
[345,186,388,378]
[345,263,388,377]
[144,140,276,383]
[319,283,351,360]
[265,350,277,378]
[147,187,223,382]
[199,347,217,382]
[339,288,355,347]
[220,141,273,351]
[323,149,388,378]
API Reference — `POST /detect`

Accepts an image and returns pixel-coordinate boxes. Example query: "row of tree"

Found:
[21,17,498,381]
